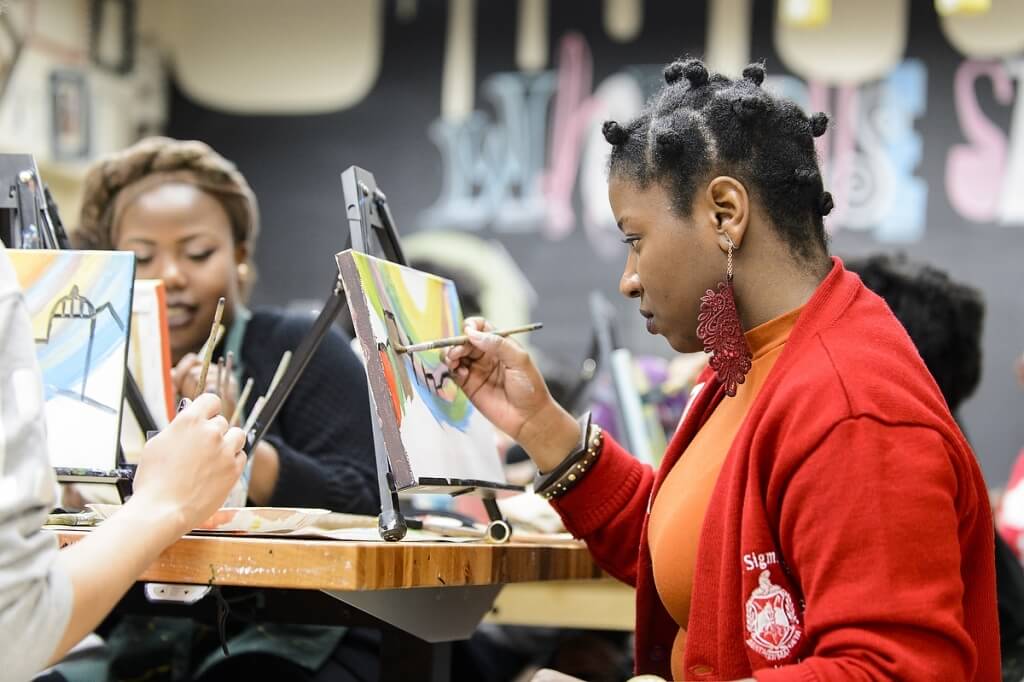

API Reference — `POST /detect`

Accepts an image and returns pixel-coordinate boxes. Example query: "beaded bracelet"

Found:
[536,424,603,500]
[532,412,591,493]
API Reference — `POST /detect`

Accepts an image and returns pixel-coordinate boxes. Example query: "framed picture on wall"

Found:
[50,69,91,161]
[0,7,19,95]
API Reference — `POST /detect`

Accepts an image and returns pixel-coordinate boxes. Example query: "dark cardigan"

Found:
[236,309,378,514]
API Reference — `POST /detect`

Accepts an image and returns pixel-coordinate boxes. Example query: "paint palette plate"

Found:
[196,507,332,533]
[87,504,331,533]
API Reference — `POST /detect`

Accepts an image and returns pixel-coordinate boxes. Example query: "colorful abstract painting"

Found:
[9,250,135,470]
[337,249,505,490]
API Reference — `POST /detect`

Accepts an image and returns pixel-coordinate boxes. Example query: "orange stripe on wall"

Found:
[154,282,175,421]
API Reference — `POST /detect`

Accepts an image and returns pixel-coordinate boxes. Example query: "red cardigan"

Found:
[554,258,999,681]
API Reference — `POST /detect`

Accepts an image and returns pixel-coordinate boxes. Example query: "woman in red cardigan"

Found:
[447,59,999,681]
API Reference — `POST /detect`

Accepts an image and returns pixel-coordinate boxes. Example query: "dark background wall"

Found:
[167,1,1024,485]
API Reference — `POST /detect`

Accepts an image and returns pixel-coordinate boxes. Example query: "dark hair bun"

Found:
[663,61,685,85]
[742,63,766,86]
[809,112,829,137]
[602,120,629,146]
[681,59,709,88]
[820,191,835,216]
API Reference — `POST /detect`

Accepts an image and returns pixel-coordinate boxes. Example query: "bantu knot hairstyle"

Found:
[663,61,684,85]
[809,112,829,137]
[681,59,709,87]
[820,192,834,216]
[664,58,710,88]
[602,120,629,146]
[605,57,833,260]
[742,63,766,86]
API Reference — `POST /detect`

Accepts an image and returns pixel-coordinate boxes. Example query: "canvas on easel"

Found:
[337,249,508,493]
[121,279,174,462]
[8,249,135,471]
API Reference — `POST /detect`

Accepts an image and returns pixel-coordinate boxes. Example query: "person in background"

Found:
[0,243,246,682]
[65,137,379,681]
[848,253,1024,682]
[447,58,998,680]
[76,137,375,514]
[849,254,982,423]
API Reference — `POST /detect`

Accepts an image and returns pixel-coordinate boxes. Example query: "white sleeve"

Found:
[0,245,73,681]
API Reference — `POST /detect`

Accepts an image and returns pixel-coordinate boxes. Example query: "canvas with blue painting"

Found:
[9,250,135,470]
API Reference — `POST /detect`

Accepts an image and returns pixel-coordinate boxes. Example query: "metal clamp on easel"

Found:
[0,154,70,250]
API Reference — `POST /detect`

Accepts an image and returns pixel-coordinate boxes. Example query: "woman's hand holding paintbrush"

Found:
[140,299,245,519]
[193,297,225,399]
[444,317,580,473]
[173,352,239,418]
[134,393,247,530]
[397,322,542,353]
[171,298,238,415]
[166,296,294,504]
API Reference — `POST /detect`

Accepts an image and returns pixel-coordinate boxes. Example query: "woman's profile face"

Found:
[608,175,722,353]
[115,182,246,363]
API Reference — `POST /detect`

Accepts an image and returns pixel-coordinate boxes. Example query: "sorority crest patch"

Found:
[744,569,802,661]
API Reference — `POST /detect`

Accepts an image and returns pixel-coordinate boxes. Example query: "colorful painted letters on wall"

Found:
[420,33,1024,248]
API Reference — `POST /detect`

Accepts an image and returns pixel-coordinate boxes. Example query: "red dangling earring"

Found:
[696,238,752,397]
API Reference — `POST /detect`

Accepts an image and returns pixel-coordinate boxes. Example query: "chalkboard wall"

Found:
[167,1,1024,485]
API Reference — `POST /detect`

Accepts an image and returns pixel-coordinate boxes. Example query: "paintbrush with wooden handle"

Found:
[192,297,226,401]
[395,322,542,354]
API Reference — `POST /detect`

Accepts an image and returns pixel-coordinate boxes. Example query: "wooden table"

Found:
[54,531,610,681]
[55,531,603,589]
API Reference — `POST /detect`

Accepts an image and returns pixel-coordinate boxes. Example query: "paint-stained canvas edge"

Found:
[336,249,416,489]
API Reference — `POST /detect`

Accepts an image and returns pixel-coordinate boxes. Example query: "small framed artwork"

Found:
[50,69,91,161]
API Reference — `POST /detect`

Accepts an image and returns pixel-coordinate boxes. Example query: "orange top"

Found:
[647,305,803,680]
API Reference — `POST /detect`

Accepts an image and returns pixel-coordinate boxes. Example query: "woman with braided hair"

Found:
[447,59,998,680]
[68,137,379,681]
[76,137,375,513]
